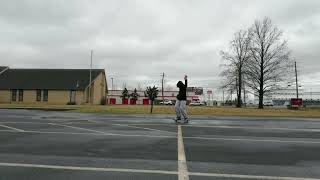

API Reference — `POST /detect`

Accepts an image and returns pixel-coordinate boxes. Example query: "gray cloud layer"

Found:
[1,0,319,92]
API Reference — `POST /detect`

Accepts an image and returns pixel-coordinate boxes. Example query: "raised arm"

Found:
[184,75,188,88]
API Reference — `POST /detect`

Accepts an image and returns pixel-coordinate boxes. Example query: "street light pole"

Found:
[161,73,165,104]
[295,61,299,99]
[89,50,93,104]
[111,77,114,91]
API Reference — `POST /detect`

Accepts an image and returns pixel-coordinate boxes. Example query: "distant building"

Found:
[254,88,320,106]
[0,66,107,105]
[107,89,199,105]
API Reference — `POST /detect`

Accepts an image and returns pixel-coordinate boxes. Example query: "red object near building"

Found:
[130,99,137,105]
[143,99,150,105]
[109,98,116,105]
[291,98,303,107]
[192,96,199,101]
[122,98,129,105]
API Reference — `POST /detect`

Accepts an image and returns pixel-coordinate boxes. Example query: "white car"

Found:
[189,101,205,106]
[263,101,274,106]
[160,100,173,105]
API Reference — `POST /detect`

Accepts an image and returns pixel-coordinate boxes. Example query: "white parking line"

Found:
[0,162,318,180]
[49,123,110,134]
[182,125,320,132]
[178,125,189,180]
[1,128,320,143]
[0,162,177,175]
[0,129,175,138]
[189,172,320,180]
[0,124,24,132]
[184,136,320,144]
[114,124,177,134]
[4,121,320,133]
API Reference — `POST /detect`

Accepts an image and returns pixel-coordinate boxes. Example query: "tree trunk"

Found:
[258,48,264,109]
[150,101,153,113]
[258,62,264,109]
[258,89,264,109]
[236,68,242,108]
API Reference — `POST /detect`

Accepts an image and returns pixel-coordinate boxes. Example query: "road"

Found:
[0,109,320,180]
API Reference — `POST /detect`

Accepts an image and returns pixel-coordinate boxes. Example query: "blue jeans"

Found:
[175,100,188,120]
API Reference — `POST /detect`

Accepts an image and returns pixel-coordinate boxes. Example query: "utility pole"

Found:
[295,61,299,99]
[161,72,165,104]
[89,50,93,104]
[111,77,114,91]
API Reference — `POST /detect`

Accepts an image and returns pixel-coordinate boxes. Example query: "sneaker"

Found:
[184,118,189,124]
[174,117,181,123]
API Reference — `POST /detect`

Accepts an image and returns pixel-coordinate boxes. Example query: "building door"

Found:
[109,98,116,104]
[122,98,129,105]
[69,90,76,104]
[130,99,136,105]
[143,99,149,105]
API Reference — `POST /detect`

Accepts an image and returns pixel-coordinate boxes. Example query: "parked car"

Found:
[160,99,173,105]
[189,100,205,106]
[263,101,274,106]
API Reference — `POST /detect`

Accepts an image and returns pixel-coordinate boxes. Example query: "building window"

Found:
[11,90,17,101]
[36,90,41,101]
[43,90,48,102]
[18,90,23,102]
[69,90,76,104]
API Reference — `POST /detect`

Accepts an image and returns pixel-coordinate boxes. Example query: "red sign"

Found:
[291,98,303,107]
[192,96,199,100]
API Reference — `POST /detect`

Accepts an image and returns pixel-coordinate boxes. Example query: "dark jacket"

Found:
[176,79,187,100]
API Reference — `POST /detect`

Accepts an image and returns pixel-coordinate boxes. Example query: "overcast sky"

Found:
[1,0,320,95]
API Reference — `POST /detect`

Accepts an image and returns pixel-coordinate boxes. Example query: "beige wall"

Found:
[0,72,107,105]
[0,90,10,103]
[46,90,85,105]
[0,90,85,105]
[84,72,107,105]
[92,72,107,104]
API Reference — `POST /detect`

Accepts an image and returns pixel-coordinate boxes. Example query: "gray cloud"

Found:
[1,0,320,93]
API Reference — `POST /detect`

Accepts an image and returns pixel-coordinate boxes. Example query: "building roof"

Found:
[0,68,105,90]
[0,66,9,74]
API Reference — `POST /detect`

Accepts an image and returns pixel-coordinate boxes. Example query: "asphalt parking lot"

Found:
[1,109,320,180]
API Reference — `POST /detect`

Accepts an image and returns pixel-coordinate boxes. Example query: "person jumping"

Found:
[175,75,189,123]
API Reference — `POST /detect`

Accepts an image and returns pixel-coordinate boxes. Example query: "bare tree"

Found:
[220,30,252,107]
[246,17,290,109]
